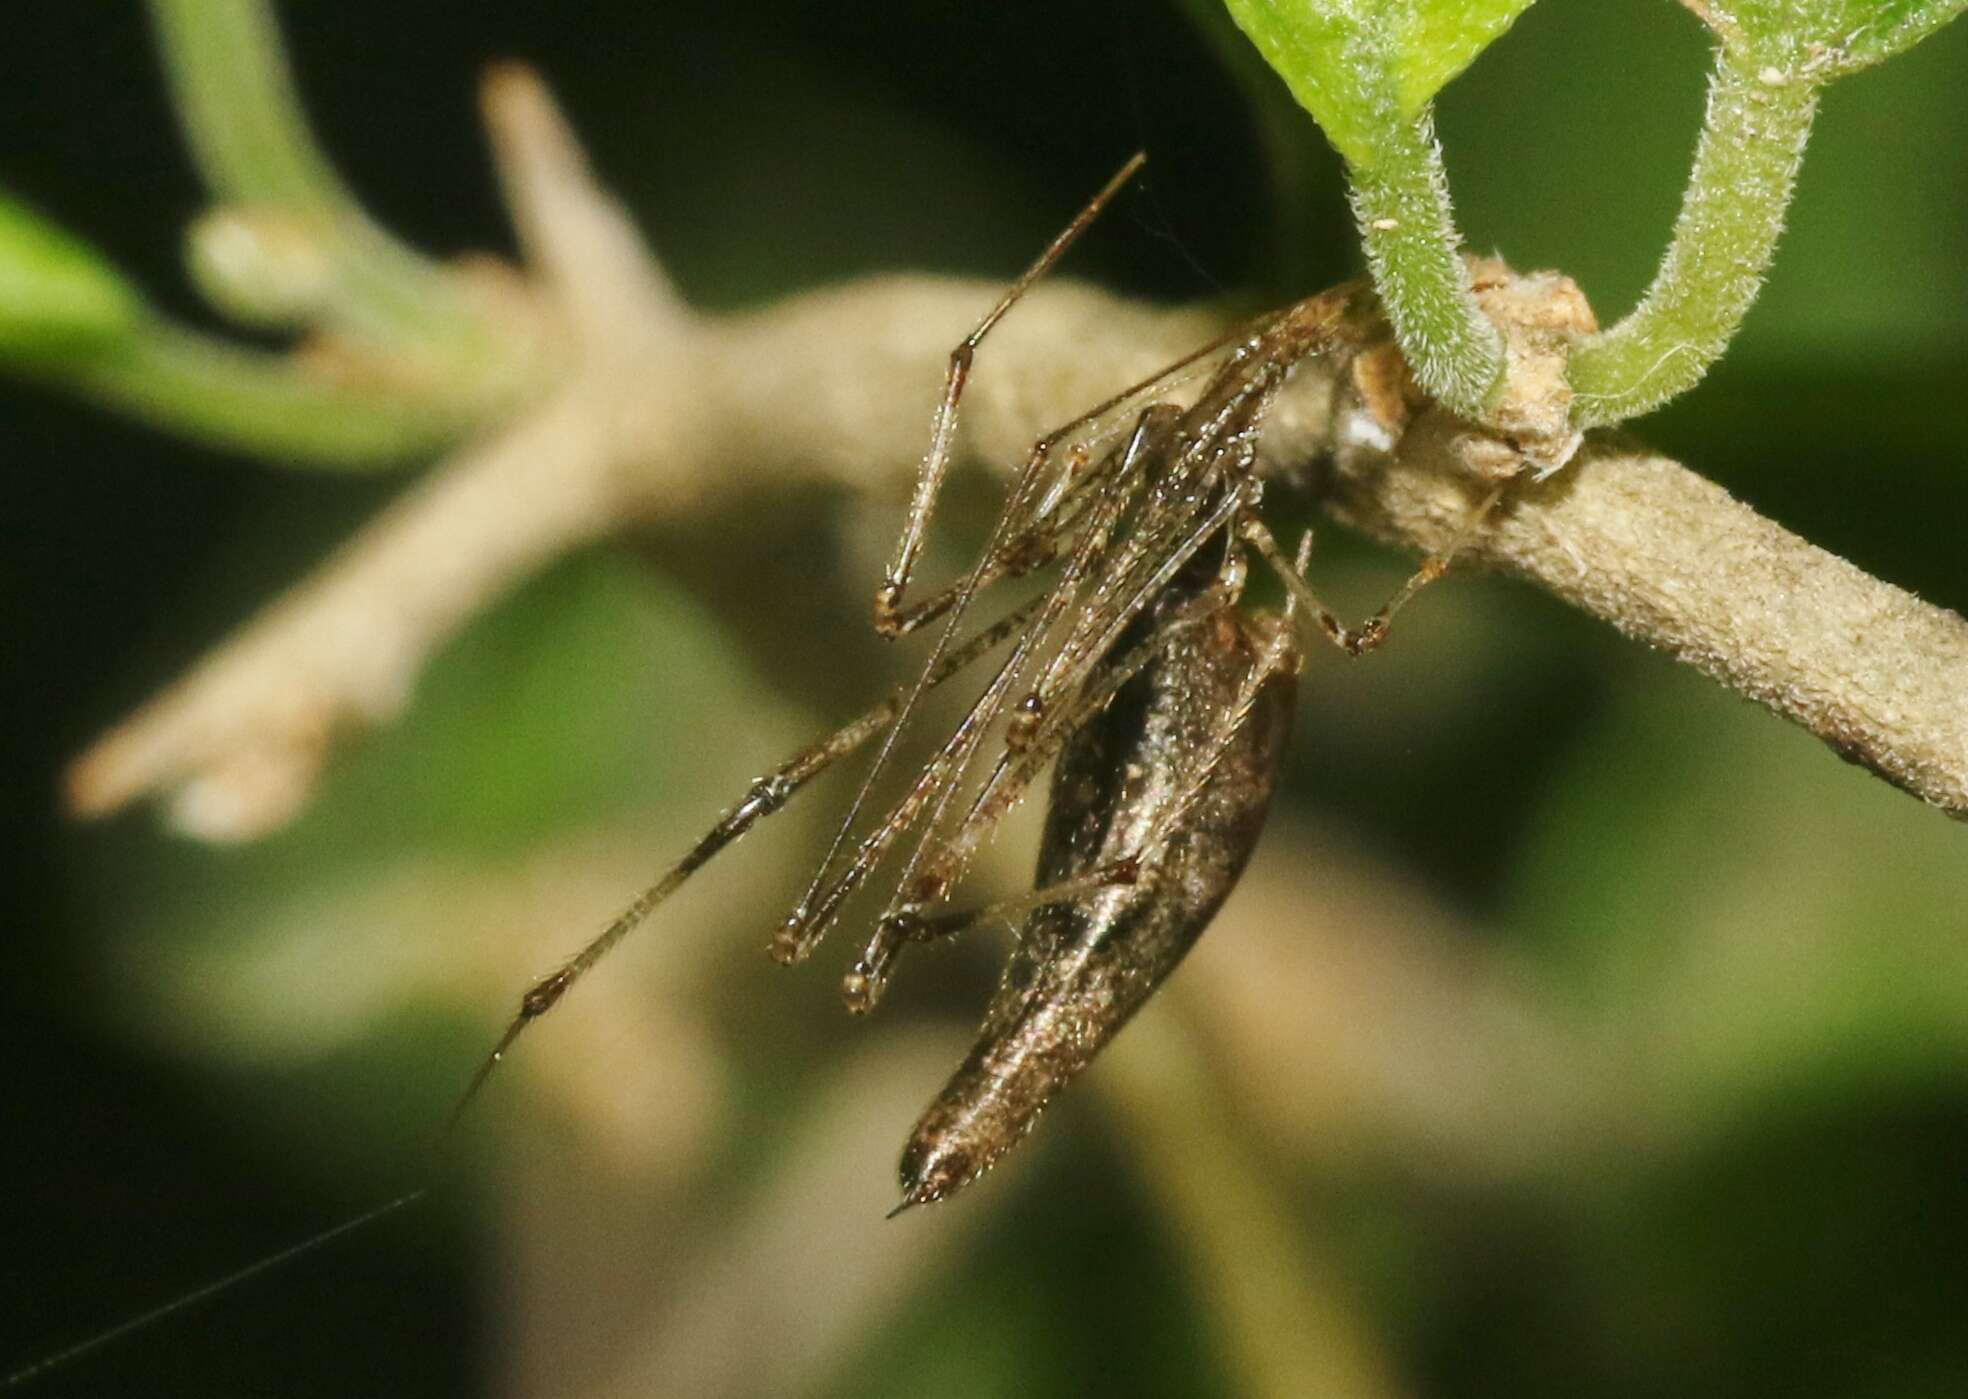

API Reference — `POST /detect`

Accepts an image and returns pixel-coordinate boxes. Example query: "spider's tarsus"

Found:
[1005,692,1046,752]
[839,968,877,1015]
[839,936,899,1014]
[766,913,810,965]
[871,583,906,637]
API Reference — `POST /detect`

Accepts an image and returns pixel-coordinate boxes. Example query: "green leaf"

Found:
[1220,0,1536,166]
[1698,0,1965,75]
[1395,0,1542,113]
[0,192,145,361]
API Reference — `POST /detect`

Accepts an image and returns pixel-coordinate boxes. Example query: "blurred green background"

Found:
[3,3,1966,1396]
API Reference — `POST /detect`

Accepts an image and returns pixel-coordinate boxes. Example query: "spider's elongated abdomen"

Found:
[898,572,1299,1207]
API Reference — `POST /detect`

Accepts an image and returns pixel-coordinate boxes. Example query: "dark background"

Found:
[4,3,1966,1396]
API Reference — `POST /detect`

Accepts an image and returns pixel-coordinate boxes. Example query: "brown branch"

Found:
[62,66,1968,838]
[1324,411,1968,816]
[65,386,623,837]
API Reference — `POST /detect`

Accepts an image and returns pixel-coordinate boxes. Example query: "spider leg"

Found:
[851,321,1311,997]
[839,858,1146,1011]
[1025,450,1256,709]
[838,576,1222,1013]
[888,288,1351,887]
[1239,480,1507,656]
[816,239,1296,941]
[875,152,1145,637]
[820,280,1376,1010]
[771,407,1175,966]
[868,453,1115,640]
[872,311,1251,640]
[877,476,1256,933]
[439,590,1048,1134]
[846,483,1261,1011]
[790,359,1190,940]
[1009,312,1305,707]
[875,410,1221,894]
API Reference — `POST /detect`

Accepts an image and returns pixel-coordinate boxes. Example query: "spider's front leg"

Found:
[872,153,1145,637]
[440,595,1045,1129]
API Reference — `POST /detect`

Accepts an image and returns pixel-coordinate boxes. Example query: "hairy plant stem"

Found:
[1567,57,1818,427]
[1347,110,1504,420]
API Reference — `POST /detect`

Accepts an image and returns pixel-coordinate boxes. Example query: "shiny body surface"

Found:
[899,560,1300,1205]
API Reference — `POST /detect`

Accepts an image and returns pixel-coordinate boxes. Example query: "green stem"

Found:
[1101,1012,1402,1399]
[71,322,468,467]
[1567,58,1818,428]
[1347,109,1504,420]
[146,0,351,213]
[145,0,493,360]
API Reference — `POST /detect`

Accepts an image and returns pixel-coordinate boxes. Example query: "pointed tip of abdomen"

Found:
[895,1134,977,1212]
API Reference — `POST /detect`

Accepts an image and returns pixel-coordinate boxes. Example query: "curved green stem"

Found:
[146,0,493,361]
[1347,109,1504,420]
[1567,58,1818,428]
[71,322,469,467]
[147,0,352,214]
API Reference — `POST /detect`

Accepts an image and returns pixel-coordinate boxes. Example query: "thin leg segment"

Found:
[1239,481,1506,657]
[771,407,1171,966]
[877,479,1256,937]
[838,859,1144,1013]
[875,152,1146,636]
[440,592,1047,1134]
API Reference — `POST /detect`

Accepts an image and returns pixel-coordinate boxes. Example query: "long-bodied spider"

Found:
[451,154,1505,1209]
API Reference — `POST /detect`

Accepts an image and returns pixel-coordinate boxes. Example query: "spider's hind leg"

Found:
[782,403,1187,986]
[837,471,1257,1014]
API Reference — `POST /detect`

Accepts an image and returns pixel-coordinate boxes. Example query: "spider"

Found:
[452,153,1506,1210]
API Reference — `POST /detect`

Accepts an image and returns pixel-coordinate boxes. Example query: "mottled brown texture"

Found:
[1323,411,1968,816]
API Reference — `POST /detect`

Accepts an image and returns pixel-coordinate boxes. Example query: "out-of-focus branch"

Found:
[559,1032,995,1399]
[1172,828,1601,1180]
[63,67,1968,838]
[66,384,623,837]
[481,63,688,357]
[1324,412,1968,816]
[1101,1006,1409,1399]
